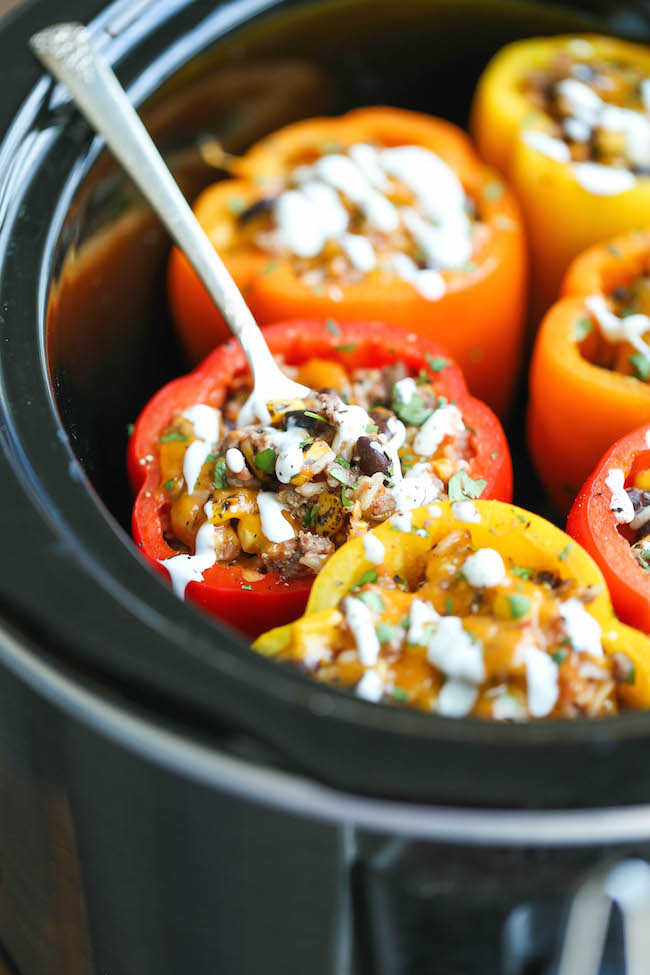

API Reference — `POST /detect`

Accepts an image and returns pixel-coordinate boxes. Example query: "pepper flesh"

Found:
[470,35,650,320]
[167,106,527,417]
[528,229,650,514]
[567,423,650,634]
[128,320,512,638]
[255,500,650,714]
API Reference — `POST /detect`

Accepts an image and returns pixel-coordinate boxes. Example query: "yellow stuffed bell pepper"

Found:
[254,500,650,720]
[470,34,650,320]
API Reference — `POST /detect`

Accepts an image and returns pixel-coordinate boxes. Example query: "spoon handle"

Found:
[30,22,280,386]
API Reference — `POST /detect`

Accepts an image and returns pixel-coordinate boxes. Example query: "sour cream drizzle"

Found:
[160,500,217,599]
[272,142,475,301]
[181,405,221,492]
[585,295,650,359]
[606,467,635,524]
[258,492,295,543]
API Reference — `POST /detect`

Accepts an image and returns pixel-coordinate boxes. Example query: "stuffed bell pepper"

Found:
[471,34,650,318]
[255,500,650,719]
[568,422,650,635]
[529,229,650,513]
[128,320,512,637]
[168,106,527,417]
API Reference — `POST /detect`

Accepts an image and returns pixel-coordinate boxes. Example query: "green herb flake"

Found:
[341,485,353,509]
[551,649,568,665]
[490,451,499,459]
[558,543,572,561]
[400,615,410,628]
[158,431,188,442]
[444,597,453,615]
[163,479,175,491]
[426,354,449,372]
[330,467,349,485]
[261,260,280,275]
[416,369,430,386]
[392,392,433,427]
[607,243,621,257]
[448,470,487,502]
[213,458,229,490]
[376,622,398,644]
[304,411,327,423]
[335,343,358,353]
[254,448,276,474]
[366,422,379,434]
[627,663,636,685]
[508,593,531,620]
[325,319,341,337]
[630,353,650,382]
[573,317,593,342]
[484,180,504,201]
[241,584,253,591]
[227,196,246,214]
[126,422,135,436]
[359,591,385,613]
[392,687,409,702]
[352,568,378,590]
[335,455,350,468]
[511,565,533,580]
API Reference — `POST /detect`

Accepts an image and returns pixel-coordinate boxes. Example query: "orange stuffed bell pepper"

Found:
[168,106,526,417]
[254,500,650,719]
[528,228,650,514]
[128,320,512,638]
[470,34,650,319]
[568,422,650,634]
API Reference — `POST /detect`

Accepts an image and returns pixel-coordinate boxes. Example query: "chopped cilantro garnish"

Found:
[630,353,650,382]
[558,543,572,561]
[303,503,319,528]
[352,568,378,589]
[400,615,410,628]
[392,687,409,702]
[511,565,533,580]
[163,479,175,491]
[304,411,327,422]
[254,448,276,473]
[392,391,433,426]
[551,649,567,665]
[508,594,531,619]
[426,354,449,372]
[490,451,499,459]
[341,485,353,508]
[444,597,453,615]
[573,317,593,342]
[330,467,349,485]
[126,422,135,436]
[607,243,621,257]
[448,470,486,502]
[213,459,228,489]
[158,431,187,442]
[335,343,358,353]
[335,455,350,468]
[359,591,385,613]
[261,260,279,274]
[627,663,636,684]
[227,196,246,214]
[484,180,504,200]
[376,623,399,644]
[366,422,379,434]
[417,370,430,386]
[299,440,312,449]
[325,319,341,337]
[241,584,253,591]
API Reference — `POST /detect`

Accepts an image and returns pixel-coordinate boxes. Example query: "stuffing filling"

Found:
[157,357,477,582]
[524,47,650,172]
[276,529,632,720]
[231,141,486,300]
[575,267,650,381]
[606,464,650,571]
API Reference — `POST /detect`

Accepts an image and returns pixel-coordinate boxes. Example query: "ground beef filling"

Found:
[157,359,474,580]
[524,50,650,172]
[277,530,632,720]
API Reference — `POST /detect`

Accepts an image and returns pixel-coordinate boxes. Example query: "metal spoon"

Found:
[29,22,309,425]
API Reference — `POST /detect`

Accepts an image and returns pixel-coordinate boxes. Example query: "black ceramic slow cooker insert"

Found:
[2,1,650,973]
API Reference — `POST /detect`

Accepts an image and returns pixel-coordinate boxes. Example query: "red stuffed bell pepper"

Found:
[567,422,650,633]
[128,320,512,638]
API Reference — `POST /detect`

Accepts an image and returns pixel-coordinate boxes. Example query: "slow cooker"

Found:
[3,0,650,972]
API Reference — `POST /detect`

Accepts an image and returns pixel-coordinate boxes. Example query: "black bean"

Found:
[355,436,391,476]
[283,410,331,437]
[369,406,394,435]
[238,197,274,225]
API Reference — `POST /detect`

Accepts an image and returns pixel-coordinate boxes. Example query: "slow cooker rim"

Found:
[3,0,650,808]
